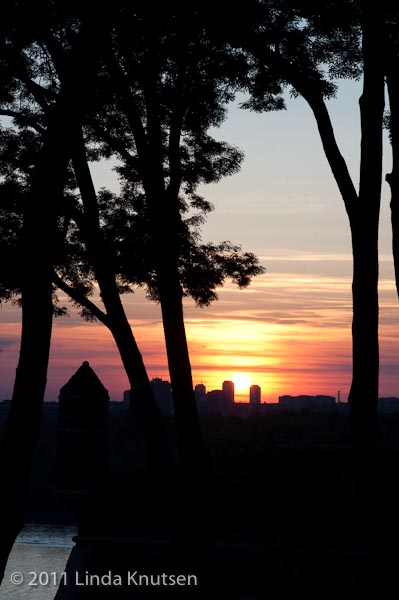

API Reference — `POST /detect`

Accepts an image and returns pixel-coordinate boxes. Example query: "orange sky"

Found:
[1,258,398,403]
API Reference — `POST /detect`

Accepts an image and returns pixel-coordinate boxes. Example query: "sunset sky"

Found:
[1,79,399,403]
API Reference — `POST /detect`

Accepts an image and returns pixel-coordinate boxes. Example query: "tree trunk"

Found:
[108,48,208,475]
[383,53,399,592]
[156,264,217,589]
[347,3,385,566]
[348,1,384,450]
[101,302,174,473]
[146,173,213,572]
[0,97,74,584]
[0,27,99,582]
[300,5,384,449]
[349,223,380,447]
[110,48,213,581]
[386,65,399,298]
[291,3,384,563]
[146,178,207,473]
[158,270,208,473]
[151,183,207,474]
[71,134,173,473]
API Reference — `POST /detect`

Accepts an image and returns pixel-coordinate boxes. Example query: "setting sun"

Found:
[232,372,252,392]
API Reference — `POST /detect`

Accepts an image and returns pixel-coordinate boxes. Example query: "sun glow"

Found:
[232,372,252,392]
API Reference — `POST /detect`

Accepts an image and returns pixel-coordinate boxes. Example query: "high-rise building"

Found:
[249,384,261,405]
[150,378,174,415]
[222,380,235,404]
[194,383,206,399]
[194,384,207,409]
[207,390,229,412]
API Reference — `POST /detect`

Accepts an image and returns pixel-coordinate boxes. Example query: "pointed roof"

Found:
[59,361,109,398]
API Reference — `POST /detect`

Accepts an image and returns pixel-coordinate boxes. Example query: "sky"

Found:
[1,79,399,403]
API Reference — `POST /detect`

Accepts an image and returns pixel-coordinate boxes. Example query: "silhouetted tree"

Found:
[380,5,399,582]
[85,2,249,476]
[0,3,102,581]
[227,0,385,453]
[0,114,176,476]
[385,3,399,300]
[0,37,174,533]
[214,0,389,569]
[0,105,263,476]
[0,10,264,584]
[59,129,263,472]
[1,1,261,479]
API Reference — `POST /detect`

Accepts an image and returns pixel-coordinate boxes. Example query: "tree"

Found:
[231,0,384,452]
[0,7,264,577]
[56,127,263,473]
[85,1,249,476]
[0,4,102,580]
[0,105,263,476]
[1,0,262,478]
[385,2,399,300]
[221,0,388,565]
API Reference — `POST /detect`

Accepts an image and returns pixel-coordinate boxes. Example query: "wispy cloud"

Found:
[1,255,398,403]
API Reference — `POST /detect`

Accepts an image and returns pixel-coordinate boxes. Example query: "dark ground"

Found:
[2,407,399,598]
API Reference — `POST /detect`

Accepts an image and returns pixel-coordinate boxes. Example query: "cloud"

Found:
[0,337,17,350]
[1,249,398,403]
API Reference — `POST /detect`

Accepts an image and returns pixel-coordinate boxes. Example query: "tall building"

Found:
[207,390,225,409]
[150,378,174,415]
[194,384,207,410]
[206,389,231,413]
[249,384,261,405]
[379,397,399,413]
[194,383,206,400]
[222,380,235,404]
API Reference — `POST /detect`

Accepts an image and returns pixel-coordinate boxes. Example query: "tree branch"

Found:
[250,42,358,221]
[88,120,137,168]
[302,89,358,222]
[0,109,44,134]
[52,271,109,326]
[18,77,53,116]
[166,68,185,198]
[106,49,148,160]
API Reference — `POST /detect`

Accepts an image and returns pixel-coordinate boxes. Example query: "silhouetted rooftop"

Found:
[59,361,109,398]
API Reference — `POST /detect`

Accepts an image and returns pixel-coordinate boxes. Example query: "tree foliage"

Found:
[0,1,265,322]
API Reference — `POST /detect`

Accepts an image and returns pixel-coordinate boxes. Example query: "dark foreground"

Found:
[4,409,399,598]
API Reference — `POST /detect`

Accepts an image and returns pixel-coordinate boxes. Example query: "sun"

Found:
[232,372,252,392]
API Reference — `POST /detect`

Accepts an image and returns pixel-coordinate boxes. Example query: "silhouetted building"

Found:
[222,380,235,404]
[57,361,109,490]
[194,383,207,410]
[194,383,206,399]
[0,400,11,424]
[206,389,230,413]
[123,389,130,406]
[249,384,261,405]
[379,397,399,414]
[150,378,174,415]
[278,394,336,412]
[122,378,174,415]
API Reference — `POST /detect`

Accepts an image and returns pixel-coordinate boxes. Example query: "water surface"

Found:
[0,524,76,600]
